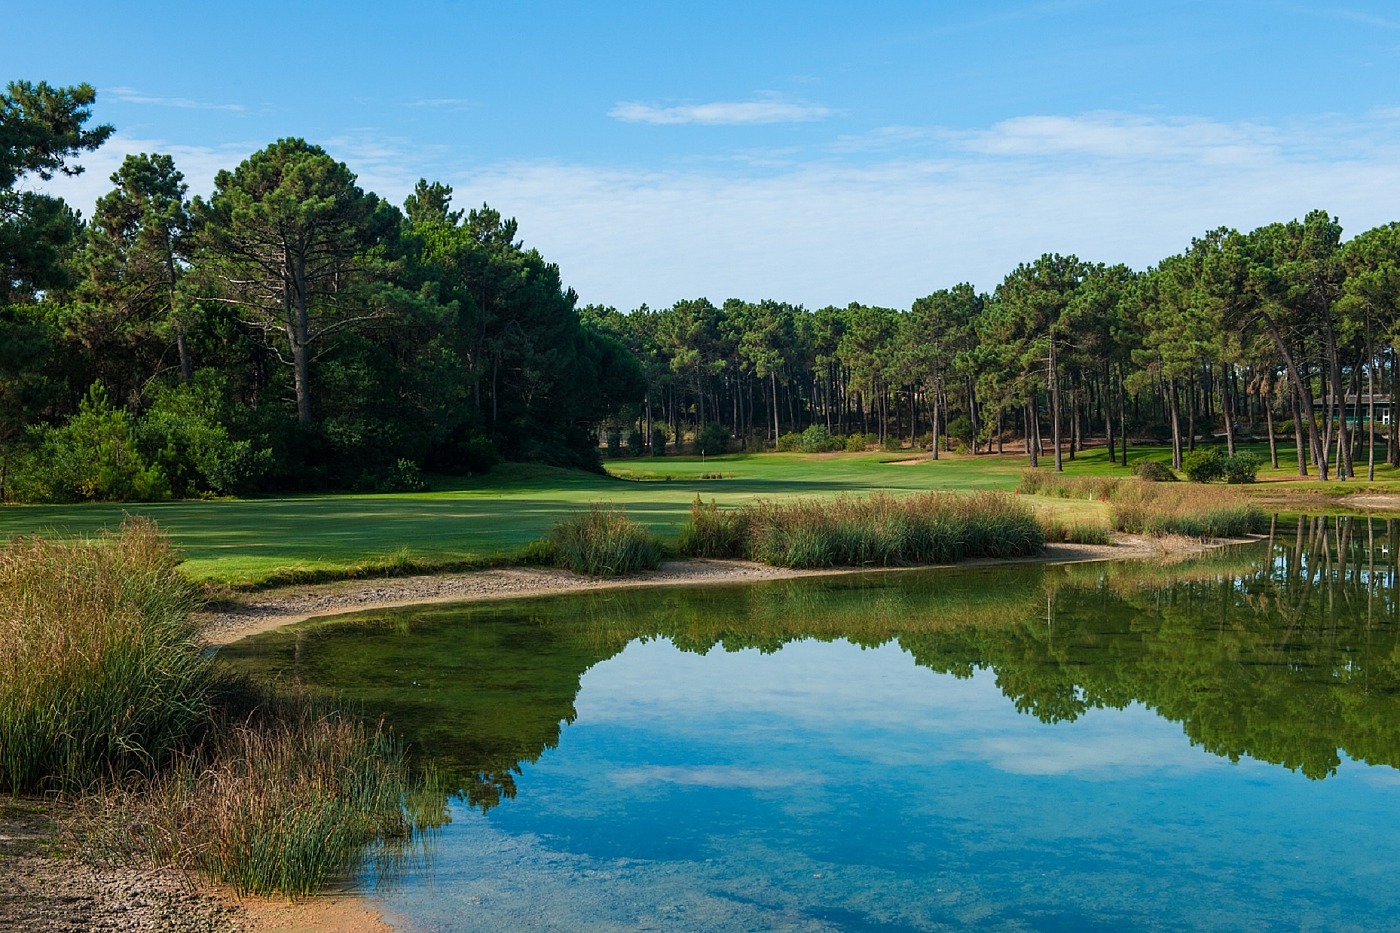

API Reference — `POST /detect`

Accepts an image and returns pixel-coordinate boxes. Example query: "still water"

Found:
[221,516,1400,931]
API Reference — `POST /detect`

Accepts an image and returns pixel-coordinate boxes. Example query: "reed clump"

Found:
[1110,482,1267,538]
[0,519,210,794]
[1040,518,1114,546]
[1018,471,1265,538]
[2,521,438,897]
[93,687,438,897]
[1017,469,1122,501]
[548,504,664,576]
[677,495,750,558]
[681,491,1044,568]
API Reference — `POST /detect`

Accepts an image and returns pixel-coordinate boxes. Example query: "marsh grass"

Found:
[1021,471,1265,538]
[1040,517,1115,545]
[2,521,439,897]
[0,519,210,793]
[548,505,664,577]
[87,685,441,898]
[1111,482,1267,537]
[677,495,750,558]
[704,491,1044,568]
[1017,470,1122,500]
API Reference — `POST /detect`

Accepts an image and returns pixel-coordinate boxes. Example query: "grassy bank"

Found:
[0,522,434,897]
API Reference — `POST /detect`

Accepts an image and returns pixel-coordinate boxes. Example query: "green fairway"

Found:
[2,444,1395,587]
[0,452,1026,585]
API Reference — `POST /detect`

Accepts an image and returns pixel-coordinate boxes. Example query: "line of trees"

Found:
[586,217,1400,483]
[4,80,1400,502]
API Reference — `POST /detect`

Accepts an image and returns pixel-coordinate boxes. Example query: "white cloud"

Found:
[37,111,1400,313]
[107,86,245,112]
[609,97,834,126]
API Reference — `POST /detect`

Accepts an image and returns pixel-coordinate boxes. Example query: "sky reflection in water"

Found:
[225,521,1400,931]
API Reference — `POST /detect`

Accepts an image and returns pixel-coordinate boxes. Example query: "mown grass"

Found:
[680,491,1044,568]
[0,522,435,897]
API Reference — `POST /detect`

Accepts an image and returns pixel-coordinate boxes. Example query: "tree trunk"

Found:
[1222,364,1236,456]
[1049,345,1062,472]
[1164,378,1176,467]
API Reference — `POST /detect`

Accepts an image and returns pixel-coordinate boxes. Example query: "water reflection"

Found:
[220,515,1400,801]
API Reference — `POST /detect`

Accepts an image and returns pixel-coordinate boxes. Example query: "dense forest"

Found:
[4,80,1400,502]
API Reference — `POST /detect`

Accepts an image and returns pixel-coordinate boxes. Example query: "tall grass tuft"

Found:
[1110,482,1267,538]
[1017,469,1122,501]
[0,519,210,794]
[91,687,440,898]
[677,495,749,558]
[548,505,664,577]
[741,491,1044,569]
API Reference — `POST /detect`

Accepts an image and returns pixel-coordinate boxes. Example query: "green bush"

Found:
[650,427,668,456]
[882,435,903,452]
[626,428,645,456]
[798,424,844,453]
[16,384,172,502]
[1223,451,1262,484]
[1133,460,1179,482]
[946,415,975,448]
[548,505,664,577]
[605,428,623,458]
[776,431,803,452]
[1182,447,1227,483]
[696,422,729,456]
[844,433,867,452]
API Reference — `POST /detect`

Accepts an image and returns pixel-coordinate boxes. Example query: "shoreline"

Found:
[5,534,1255,933]
[200,533,1207,646]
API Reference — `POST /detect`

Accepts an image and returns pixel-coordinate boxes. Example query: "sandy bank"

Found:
[201,534,1190,646]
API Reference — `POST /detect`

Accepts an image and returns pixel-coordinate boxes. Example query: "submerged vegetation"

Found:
[679,491,1044,568]
[0,522,434,896]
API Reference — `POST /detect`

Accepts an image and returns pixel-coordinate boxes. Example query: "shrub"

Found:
[17,383,171,502]
[776,431,803,452]
[650,427,668,456]
[696,422,730,456]
[882,435,903,452]
[1182,447,1227,483]
[946,415,975,448]
[0,520,209,794]
[677,496,749,558]
[1133,460,1179,482]
[605,428,623,458]
[1223,451,1262,484]
[548,505,663,577]
[627,428,645,457]
[844,433,867,452]
[798,424,844,453]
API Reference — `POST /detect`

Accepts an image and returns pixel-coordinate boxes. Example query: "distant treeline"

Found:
[3,80,1398,501]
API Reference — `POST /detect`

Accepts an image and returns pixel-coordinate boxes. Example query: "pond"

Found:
[220,515,1400,931]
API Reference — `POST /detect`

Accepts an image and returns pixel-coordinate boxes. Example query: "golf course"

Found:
[0,444,1387,588]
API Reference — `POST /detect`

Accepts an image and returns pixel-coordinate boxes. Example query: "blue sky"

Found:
[17,1,1400,310]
